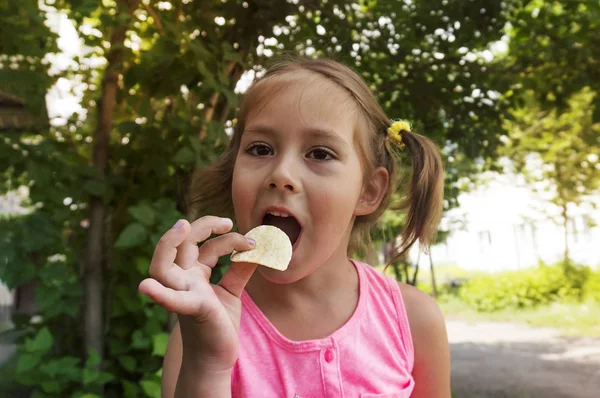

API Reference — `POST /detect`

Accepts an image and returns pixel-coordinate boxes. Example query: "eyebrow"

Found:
[244,124,349,149]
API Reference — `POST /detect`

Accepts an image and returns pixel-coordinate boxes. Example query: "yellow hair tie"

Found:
[387,120,412,147]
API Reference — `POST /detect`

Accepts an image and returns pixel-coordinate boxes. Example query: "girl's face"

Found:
[232,76,376,283]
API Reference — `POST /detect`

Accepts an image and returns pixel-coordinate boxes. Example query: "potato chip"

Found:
[230,225,292,271]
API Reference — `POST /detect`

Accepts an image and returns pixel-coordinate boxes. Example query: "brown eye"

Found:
[247,143,273,157]
[307,147,335,161]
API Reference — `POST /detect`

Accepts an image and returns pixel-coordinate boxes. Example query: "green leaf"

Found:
[96,371,116,384]
[16,352,42,373]
[25,327,53,353]
[151,332,169,357]
[128,204,156,226]
[117,121,142,135]
[40,380,60,393]
[123,380,140,398]
[189,134,203,152]
[118,355,137,372]
[86,349,101,368]
[173,146,195,164]
[31,391,50,398]
[40,356,81,380]
[135,256,150,276]
[593,99,600,124]
[83,179,106,196]
[131,329,151,349]
[140,379,161,398]
[36,285,62,313]
[83,368,99,385]
[114,222,148,248]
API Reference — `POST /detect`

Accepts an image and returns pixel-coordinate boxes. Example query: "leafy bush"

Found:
[0,201,179,397]
[418,281,464,298]
[583,269,600,302]
[459,262,592,312]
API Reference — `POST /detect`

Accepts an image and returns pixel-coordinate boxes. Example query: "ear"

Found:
[355,167,389,216]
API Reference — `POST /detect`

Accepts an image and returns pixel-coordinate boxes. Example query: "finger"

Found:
[197,232,255,268]
[148,219,192,287]
[175,216,234,269]
[218,262,258,298]
[138,278,209,316]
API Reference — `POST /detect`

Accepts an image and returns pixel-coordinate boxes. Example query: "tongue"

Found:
[262,214,301,245]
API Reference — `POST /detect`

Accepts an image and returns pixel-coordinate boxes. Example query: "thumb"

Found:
[218,262,258,298]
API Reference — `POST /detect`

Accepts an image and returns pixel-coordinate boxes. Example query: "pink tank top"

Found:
[231,260,415,398]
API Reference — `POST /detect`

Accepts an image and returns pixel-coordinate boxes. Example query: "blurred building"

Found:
[422,172,600,272]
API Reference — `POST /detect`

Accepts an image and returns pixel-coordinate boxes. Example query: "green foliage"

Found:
[2,0,600,395]
[459,262,593,312]
[439,294,600,337]
[583,270,600,302]
[499,88,600,262]
[0,0,57,115]
[501,88,600,208]
[501,0,600,123]
[0,329,114,397]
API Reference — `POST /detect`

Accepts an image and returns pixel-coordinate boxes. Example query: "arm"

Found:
[138,217,256,398]
[162,322,232,398]
[161,322,183,398]
[399,283,451,398]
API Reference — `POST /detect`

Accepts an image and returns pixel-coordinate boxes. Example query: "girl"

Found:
[139,58,450,397]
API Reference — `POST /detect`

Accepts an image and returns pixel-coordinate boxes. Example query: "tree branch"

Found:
[142,2,164,35]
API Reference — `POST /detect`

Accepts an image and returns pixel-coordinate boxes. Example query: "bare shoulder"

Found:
[398,282,451,398]
[397,282,446,334]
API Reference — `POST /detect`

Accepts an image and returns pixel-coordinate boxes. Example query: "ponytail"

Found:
[386,131,444,266]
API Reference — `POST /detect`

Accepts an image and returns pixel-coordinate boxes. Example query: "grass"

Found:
[373,262,600,337]
[438,295,600,337]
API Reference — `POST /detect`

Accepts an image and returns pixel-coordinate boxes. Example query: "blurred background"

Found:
[0,0,599,397]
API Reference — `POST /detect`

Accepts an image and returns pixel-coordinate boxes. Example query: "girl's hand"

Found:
[138,216,257,371]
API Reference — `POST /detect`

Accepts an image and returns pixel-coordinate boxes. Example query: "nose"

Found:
[266,155,300,193]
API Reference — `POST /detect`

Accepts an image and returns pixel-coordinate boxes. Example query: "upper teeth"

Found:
[268,211,290,217]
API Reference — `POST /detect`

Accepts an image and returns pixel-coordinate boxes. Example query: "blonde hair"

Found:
[188,57,444,259]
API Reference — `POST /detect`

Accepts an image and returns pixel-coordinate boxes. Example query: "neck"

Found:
[245,242,358,311]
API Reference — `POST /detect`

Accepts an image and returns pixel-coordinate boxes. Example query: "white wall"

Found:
[413,173,600,272]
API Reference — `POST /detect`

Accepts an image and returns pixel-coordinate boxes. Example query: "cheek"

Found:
[231,165,243,199]
[312,174,363,232]
[231,163,255,227]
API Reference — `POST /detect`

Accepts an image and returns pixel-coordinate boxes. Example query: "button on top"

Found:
[324,349,334,363]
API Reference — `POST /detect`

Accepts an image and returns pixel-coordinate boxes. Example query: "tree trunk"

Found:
[429,250,438,298]
[13,281,37,315]
[391,261,402,282]
[562,203,570,264]
[530,222,541,264]
[402,260,410,284]
[411,251,420,286]
[84,0,139,369]
[410,261,419,286]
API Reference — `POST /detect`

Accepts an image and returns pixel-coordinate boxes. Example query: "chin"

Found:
[256,258,307,284]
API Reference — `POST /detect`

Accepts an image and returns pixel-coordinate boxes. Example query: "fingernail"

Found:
[247,238,256,246]
[221,217,232,224]
[172,220,184,229]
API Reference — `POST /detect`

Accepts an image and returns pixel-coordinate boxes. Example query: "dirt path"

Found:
[447,320,600,398]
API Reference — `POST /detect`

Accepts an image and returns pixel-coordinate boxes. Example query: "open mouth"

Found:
[262,212,302,247]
